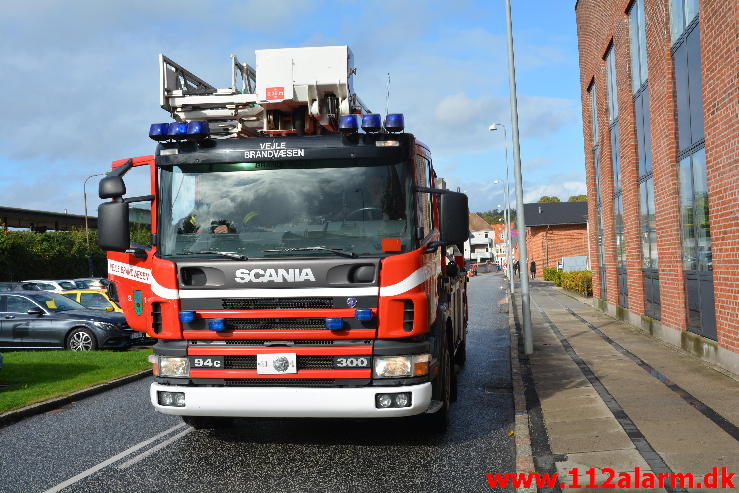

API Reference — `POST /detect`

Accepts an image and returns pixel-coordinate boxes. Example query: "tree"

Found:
[537,195,561,203]
[568,194,588,202]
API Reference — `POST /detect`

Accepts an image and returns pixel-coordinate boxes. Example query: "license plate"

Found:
[257,353,297,375]
[189,356,224,369]
[130,332,144,339]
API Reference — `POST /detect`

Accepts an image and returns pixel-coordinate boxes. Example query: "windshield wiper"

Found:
[263,246,358,259]
[182,250,248,260]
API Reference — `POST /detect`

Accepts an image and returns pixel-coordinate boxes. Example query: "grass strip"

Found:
[0,349,152,414]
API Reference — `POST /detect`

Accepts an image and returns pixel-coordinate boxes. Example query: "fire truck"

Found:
[98,46,470,430]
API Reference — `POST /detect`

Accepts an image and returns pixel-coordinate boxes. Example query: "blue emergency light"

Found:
[384,113,405,133]
[338,115,360,134]
[354,309,373,321]
[208,319,226,331]
[178,311,195,323]
[149,123,170,141]
[361,114,382,133]
[325,318,345,330]
[167,122,189,138]
[185,121,210,139]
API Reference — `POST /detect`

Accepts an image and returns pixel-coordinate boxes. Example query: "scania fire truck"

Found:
[98,46,470,430]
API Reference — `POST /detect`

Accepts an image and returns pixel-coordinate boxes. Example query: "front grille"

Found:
[222,339,336,345]
[224,355,338,370]
[221,297,334,310]
[225,318,325,331]
[225,378,336,387]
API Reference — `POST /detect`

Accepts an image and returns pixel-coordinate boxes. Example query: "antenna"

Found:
[385,73,391,117]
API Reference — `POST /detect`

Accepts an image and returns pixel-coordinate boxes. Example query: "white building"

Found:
[463,213,494,264]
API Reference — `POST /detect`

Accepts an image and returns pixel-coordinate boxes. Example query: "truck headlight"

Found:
[373,354,431,378]
[158,357,190,378]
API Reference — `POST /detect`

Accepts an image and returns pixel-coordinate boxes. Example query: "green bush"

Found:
[543,267,558,281]
[560,270,593,297]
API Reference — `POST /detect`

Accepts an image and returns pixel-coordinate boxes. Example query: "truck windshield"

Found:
[158,160,414,258]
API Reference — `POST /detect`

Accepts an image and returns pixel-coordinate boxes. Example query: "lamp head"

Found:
[489,123,498,131]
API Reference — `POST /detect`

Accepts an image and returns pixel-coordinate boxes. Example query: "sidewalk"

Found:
[510,280,739,492]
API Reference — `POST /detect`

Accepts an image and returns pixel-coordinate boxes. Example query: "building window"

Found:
[672,15,715,339]
[670,0,699,43]
[629,0,648,92]
[589,82,607,301]
[605,46,618,124]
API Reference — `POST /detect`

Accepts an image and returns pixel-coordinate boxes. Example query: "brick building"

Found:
[524,202,589,277]
[576,0,737,374]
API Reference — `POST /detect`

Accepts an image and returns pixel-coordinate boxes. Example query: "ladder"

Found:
[159,46,370,138]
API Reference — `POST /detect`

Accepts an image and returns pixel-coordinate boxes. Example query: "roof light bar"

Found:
[149,123,170,141]
[167,122,188,139]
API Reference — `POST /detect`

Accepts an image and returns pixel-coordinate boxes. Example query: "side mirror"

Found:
[27,308,44,316]
[98,201,130,252]
[439,191,470,245]
[99,175,126,199]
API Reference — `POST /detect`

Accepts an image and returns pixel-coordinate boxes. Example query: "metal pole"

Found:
[505,0,533,355]
[501,125,514,293]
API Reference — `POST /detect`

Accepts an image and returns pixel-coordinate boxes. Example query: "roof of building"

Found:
[468,213,493,231]
[524,202,588,226]
[0,206,97,232]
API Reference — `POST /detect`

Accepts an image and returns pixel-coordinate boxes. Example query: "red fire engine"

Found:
[98,46,469,430]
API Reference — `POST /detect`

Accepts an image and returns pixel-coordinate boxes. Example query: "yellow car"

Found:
[59,289,123,313]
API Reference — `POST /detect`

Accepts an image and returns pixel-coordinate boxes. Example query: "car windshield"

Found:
[74,280,90,289]
[159,160,414,258]
[58,281,76,290]
[28,292,86,312]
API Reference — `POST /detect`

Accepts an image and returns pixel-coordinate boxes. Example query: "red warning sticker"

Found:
[266,87,285,100]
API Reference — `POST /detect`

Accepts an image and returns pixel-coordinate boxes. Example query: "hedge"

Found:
[0,226,150,281]
[543,267,560,283]
[560,270,593,297]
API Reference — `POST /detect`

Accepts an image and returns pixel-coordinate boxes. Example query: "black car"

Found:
[0,291,144,351]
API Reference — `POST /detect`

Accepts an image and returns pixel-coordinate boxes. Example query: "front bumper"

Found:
[150,382,433,418]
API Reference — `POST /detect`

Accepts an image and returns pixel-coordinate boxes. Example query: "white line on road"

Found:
[42,423,187,493]
[116,426,194,470]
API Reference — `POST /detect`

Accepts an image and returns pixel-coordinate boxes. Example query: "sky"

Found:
[0,0,585,215]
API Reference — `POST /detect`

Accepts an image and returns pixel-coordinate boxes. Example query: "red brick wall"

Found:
[701,0,739,354]
[526,225,589,276]
[576,0,737,357]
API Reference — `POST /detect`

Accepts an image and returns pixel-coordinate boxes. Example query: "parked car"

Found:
[0,291,147,351]
[59,289,123,313]
[73,278,109,290]
[21,280,77,292]
[0,282,42,292]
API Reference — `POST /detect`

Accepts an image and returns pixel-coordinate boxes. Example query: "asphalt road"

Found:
[0,273,514,493]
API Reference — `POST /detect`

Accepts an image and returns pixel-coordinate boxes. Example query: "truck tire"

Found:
[454,330,467,366]
[181,416,232,430]
[428,331,452,432]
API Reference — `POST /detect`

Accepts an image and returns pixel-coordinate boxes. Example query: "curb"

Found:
[508,293,537,493]
[0,369,153,428]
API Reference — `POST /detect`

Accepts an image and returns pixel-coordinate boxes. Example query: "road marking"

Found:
[116,426,194,470]
[42,423,186,493]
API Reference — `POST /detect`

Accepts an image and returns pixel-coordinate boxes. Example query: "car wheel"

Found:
[454,330,467,366]
[66,327,98,351]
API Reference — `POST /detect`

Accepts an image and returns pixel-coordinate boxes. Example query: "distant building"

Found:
[463,213,494,264]
[524,202,588,276]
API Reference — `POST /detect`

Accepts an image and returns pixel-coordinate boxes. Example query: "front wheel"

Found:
[66,327,98,351]
[427,333,453,432]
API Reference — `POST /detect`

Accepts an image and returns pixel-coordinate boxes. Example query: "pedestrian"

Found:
[513,260,519,277]
[530,260,536,280]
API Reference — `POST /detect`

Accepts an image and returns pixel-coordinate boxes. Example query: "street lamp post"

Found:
[83,172,106,277]
[504,0,533,355]
[490,124,514,294]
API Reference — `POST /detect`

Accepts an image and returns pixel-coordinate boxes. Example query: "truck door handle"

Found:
[4,315,15,319]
